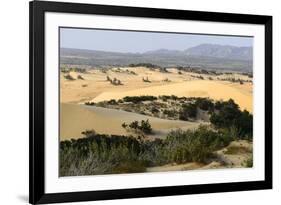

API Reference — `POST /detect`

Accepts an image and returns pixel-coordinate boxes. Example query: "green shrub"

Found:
[159,95,179,101]
[60,125,233,176]
[151,107,160,113]
[129,63,160,69]
[244,156,253,167]
[85,102,95,106]
[142,77,151,83]
[117,99,124,103]
[210,99,252,139]
[123,96,157,103]
[195,98,214,111]
[108,99,118,105]
[122,120,152,135]
[77,75,84,80]
[60,134,143,176]
[81,129,96,137]
[179,103,197,120]
[110,77,122,85]
[236,110,253,139]
[64,74,75,80]
[163,109,176,117]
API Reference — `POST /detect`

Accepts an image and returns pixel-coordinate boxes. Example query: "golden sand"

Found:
[60,67,253,140]
[92,80,252,112]
[60,67,252,112]
[60,103,202,140]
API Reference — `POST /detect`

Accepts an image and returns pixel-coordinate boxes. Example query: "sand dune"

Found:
[91,80,252,112]
[60,67,253,111]
[60,103,202,140]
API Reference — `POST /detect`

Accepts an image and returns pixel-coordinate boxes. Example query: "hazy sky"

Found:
[60,28,253,53]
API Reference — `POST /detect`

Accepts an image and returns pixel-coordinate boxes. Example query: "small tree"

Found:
[122,120,152,135]
[140,120,152,134]
[121,122,128,129]
[179,103,197,120]
[151,107,159,113]
[163,78,170,82]
[129,121,139,130]
[108,99,117,105]
[81,129,96,138]
[195,98,214,111]
[77,75,84,80]
[64,74,75,80]
[142,77,151,83]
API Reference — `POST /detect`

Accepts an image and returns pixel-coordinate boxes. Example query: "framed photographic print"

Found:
[29,0,272,204]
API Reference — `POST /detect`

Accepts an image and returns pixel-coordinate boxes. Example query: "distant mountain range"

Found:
[60,44,253,72]
[184,44,252,60]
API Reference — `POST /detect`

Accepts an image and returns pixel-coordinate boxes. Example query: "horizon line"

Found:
[60,43,253,54]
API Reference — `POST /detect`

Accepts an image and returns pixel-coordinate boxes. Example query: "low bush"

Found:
[77,75,84,80]
[210,99,252,139]
[123,96,157,103]
[85,102,95,106]
[164,126,231,163]
[122,120,152,135]
[151,107,160,113]
[142,77,151,83]
[107,99,118,105]
[129,63,160,69]
[163,109,176,118]
[64,74,75,80]
[60,134,143,176]
[60,125,232,176]
[195,98,214,111]
[179,103,197,120]
[244,156,253,167]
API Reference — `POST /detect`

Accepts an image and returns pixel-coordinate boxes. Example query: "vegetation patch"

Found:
[106,76,123,85]
[210,99,252,139]
[64,74,75,80]
[122,120,153,136]
[122,95,157,103]
[60,125,234,176]
[77,75,84,80]
[85,97,252,138]
[243,156,253,167]
[142,77,151,83]
[224,146,251,155]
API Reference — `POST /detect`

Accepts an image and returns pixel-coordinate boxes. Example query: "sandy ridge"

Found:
[91,80,252,112]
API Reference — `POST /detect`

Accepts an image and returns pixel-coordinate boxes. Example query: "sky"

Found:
[60,28,253,53]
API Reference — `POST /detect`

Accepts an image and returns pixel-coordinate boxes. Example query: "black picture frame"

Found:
[29,1,272,204]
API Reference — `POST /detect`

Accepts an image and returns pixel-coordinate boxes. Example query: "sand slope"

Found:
[91,80,252,112]
[60,103,202,140]
[146,162,203,172]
